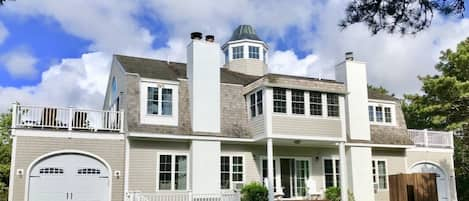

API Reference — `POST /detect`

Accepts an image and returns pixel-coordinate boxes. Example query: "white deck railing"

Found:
[12,104,124,133]
[408,129,453,148]
[127,192,241,201]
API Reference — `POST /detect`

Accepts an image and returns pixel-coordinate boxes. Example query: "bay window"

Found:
[273,88,287,113]
[327,94,340,117]
[291,90,305,114]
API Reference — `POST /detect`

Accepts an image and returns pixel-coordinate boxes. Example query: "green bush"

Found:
[325,187,341,201]
[240,182,268,201]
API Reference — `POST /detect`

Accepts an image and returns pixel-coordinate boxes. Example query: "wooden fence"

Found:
[389,173,438,201]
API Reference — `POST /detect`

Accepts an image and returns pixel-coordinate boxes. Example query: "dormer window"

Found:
[232,46,244,59]
[248,46,259,59]
[140,81,179,126]
[368,102,395,125]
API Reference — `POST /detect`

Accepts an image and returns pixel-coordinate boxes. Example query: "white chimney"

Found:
[187,32,221,133]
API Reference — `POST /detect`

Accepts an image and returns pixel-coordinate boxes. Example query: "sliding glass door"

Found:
[262,158,310,198]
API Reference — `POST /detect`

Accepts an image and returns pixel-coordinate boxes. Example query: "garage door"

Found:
[410,163,448,201]
[28,154,109,201]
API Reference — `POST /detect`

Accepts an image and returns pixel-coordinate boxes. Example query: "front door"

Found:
[262,158,310,199]
[410,163,449,201]
[28,154,110,201]
[280,159,294,198]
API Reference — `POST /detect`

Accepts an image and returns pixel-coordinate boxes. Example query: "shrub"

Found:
[325,187,341,201]
[240,182,268,201]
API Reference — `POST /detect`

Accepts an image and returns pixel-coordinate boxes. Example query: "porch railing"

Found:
[11,104,124,133]
[408,129,453,148]
[127,192,241,201]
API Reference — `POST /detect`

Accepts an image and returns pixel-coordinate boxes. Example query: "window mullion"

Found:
[171,155,175,190]
[158,87,162,116]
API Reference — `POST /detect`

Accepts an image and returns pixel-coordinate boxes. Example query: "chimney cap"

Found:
[345,52,354,61]
[205,35,215,42]
[190,32,203,40]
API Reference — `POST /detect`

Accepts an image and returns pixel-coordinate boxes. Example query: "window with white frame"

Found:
[310,91,322,116]
[324,159,340,188]
[220,156,244,190]
[291,90,305,114]
[368,104,394,125]
[262,159,277,192]
[224,49,229,64]
[147,87,173,116]
[327,94,340,117]
[273,88,287,113]
[249,46,259,59]
[158,154,187,190]
[372,160,387,190]
[232,46,244,59]
[250,90,263,118]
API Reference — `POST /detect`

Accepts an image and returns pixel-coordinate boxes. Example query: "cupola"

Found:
[222,25,268,76]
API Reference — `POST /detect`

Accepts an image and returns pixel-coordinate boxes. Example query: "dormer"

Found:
[222,25,268,76]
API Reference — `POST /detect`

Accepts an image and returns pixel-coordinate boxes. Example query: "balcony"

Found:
[408,129,453,148]
[12,104,124,133]
[127,192,241,201]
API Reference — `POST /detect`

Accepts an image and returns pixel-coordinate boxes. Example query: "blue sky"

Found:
[0,0,468,112]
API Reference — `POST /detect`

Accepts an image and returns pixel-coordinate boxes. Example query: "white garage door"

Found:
[28,154,109,201]
[410,163,448,201]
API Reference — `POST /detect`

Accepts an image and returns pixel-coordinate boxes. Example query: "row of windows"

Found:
[369,105,392,123]
[324,159,387,190]
[158,154,244,191]
[231,46,265,60]
[273,88,340,117]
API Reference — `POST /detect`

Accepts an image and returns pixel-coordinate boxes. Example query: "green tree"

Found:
[340,0,466,35]
[0,112,11,200]
[368,84,392,96]
[402,37,469,200]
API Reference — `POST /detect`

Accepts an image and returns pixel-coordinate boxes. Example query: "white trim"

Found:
[371,159,389,191]
[124,136,130,194]
[272,134,345,142]
[368,102,397,126]
[368,98,397,104]
[141,77,180,85]
[24,150,113,201]
[128,132,257,142]
[345,143,415,149]
[8,135,17,201]
[156,152,190,192]
[13,129,125,140]
[407,147,454,153]
[265,88,273,138]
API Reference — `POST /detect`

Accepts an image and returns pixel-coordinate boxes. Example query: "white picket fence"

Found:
[127,192,241,201]
[408,129,453,148]
[12,104,124,132]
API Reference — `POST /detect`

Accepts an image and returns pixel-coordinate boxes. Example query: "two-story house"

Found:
[8,25,457,201]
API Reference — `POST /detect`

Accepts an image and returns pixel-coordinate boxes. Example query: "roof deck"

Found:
[11,104,124,133]
[408,129,454,149]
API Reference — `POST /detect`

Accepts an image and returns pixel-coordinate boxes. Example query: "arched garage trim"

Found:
[24,149,113,201]
[408,161,450,201]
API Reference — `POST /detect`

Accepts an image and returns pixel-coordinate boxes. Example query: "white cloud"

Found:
[0,48,38,79]
[0,21,8,44]
[269,50,319,76]
[0,52,111,112]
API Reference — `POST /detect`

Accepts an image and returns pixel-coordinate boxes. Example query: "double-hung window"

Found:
[324,159,340,188]
[250,90,263,118]
[273,88,287,113]
[224,49,229,64]
[384,107,392,123]
[310,92,322,116]
[249,46,259,59]
[368,106,375,121]
[147,87,173,116]
[291,90,305,114]
[232,46,244,59]
[327,94,340,117]
[220,156,244,190]
[158,154,187,190]
[376,106,383,122]
[372,160,388,190]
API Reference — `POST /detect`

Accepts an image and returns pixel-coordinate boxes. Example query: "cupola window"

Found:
[248,46,259,59]
[232,46,244,59]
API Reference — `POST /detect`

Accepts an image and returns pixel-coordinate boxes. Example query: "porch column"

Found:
[267,138,274,201]
[339,142,348,201]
